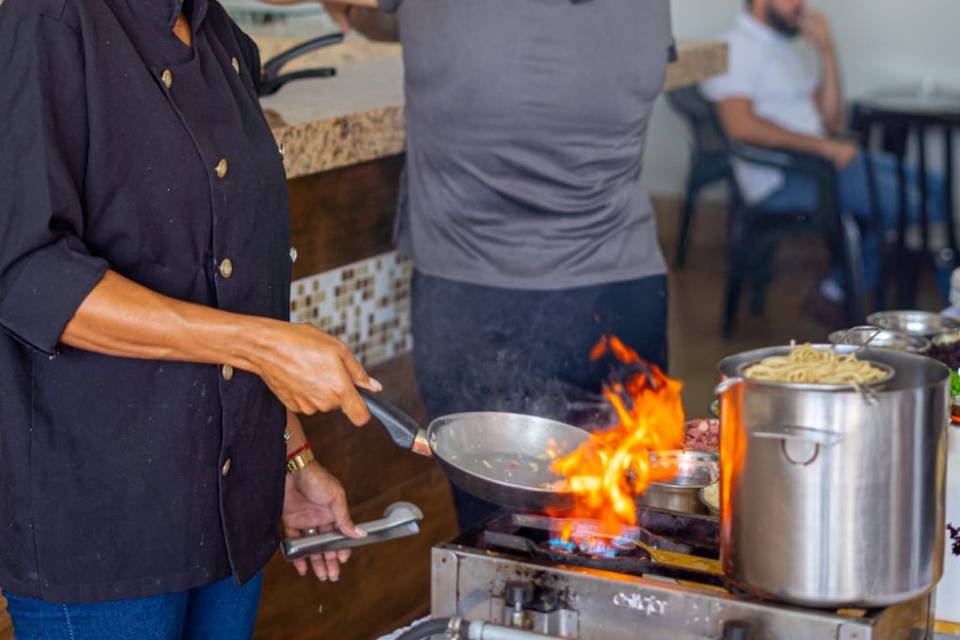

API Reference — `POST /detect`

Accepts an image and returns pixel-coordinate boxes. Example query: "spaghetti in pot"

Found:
[743,343,889,385]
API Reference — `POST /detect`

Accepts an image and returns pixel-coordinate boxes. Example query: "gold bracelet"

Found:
[286,448,315,475]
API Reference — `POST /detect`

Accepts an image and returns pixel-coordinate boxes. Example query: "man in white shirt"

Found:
[702,0,947,310]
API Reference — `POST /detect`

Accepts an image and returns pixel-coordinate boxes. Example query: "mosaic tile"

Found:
[289,251,413,367]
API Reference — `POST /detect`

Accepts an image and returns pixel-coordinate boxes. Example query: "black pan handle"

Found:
[262,32,344,79]
[258,68,337,97]
[258,33,344,97]
[359,389,432,456]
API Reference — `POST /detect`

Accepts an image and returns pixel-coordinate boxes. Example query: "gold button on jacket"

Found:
[221,364,234,381]
[215,158,228,179]
[231,57,240,75]
[219,258,233,279]
[161,69,173,89]
[221,457,232,477]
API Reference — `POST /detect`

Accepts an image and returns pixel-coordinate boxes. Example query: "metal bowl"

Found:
[867,310,960,337]
[637,451,719,515]
[829,327,931,354]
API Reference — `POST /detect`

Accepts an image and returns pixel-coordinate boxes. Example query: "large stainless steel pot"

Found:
[716,345,949,608]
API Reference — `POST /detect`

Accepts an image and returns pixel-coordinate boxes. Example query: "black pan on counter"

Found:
[257,33,343,97]
[359,390,589,513]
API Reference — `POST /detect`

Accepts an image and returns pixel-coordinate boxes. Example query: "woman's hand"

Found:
[249,321,381,426]
[282,462,365,582]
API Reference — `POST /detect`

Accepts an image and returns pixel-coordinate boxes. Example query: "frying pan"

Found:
[359,390,589,512]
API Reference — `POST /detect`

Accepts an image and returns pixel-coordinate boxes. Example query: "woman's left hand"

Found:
[282,462,366,582]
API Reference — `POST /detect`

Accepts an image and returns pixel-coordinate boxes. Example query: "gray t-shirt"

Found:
[380,0,672,290]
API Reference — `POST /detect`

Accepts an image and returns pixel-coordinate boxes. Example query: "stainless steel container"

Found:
[717,345,949,608]
[867,310,960,337]
[636,451,719,515]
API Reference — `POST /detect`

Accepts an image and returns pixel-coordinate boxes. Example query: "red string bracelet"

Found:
[286,442,311,461]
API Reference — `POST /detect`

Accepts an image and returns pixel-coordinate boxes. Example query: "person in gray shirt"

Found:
[280,0,674,530]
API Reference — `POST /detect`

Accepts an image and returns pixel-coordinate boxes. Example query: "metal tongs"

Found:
[281,502,423,560]
[832,325,883,355]
[832,325,884,405]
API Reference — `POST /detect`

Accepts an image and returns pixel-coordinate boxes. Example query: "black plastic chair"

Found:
[666,89,735,269]
[667,86,866,337]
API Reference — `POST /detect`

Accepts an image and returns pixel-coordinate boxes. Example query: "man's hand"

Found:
[283,462,365,582]
[322,2,353,32]
[800,10,834,52]
[818,138,859,169]
[251,321,380,425]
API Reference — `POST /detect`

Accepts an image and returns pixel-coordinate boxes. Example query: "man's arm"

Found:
[803,11,844,135]
[258,0,379,33]
[715,97,857,168]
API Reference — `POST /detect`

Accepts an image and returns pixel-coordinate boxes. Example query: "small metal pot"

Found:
[636,451,719,516]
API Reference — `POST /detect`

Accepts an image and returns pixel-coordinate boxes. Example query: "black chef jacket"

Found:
[0,0,291,602]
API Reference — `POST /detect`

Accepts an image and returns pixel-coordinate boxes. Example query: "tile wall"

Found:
[289,251,413,367]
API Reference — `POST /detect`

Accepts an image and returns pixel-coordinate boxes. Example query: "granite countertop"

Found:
[256,36,728,179]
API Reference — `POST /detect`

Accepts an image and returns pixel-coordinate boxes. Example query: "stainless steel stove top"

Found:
[430,511,935,640]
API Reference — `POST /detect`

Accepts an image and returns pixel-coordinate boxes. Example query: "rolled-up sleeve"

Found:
[0,10,108,354]
[700,33,760,102]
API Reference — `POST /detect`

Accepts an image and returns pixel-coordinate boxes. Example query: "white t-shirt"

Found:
[701,13,825,204]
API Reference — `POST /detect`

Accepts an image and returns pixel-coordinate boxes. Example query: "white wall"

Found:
[642,0,960,197]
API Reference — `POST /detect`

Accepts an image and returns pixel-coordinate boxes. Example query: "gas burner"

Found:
[475,510,726,588]
[544,534,639,558]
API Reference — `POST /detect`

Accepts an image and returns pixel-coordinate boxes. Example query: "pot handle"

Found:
[751,425,844,447]
[359,389,432,456]
[714,376,744,396]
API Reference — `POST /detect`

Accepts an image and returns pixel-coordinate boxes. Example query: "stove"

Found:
[430,510,935,640]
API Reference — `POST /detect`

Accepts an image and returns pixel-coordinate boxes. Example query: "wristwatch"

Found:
[286,448,315,475]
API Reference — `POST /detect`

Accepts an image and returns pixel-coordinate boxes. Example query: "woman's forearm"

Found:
[61,270,379,424]
[62,271,269,371]
[285,410,309,454]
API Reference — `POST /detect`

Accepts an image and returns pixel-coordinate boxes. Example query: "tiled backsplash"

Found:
[290,251,413,367]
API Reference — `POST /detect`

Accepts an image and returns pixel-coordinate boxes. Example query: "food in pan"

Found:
[684,419,719,453]
[701,482,719,513]
[929,331,960,371]
[743,343,888,385]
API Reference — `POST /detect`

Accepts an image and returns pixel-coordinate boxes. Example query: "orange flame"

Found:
[551,337,685,542]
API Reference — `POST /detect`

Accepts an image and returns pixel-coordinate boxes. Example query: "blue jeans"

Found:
[4,572,263,640]
[759,151,949,297]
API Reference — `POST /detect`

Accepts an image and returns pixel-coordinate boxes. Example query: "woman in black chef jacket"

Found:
[0,1,377,638]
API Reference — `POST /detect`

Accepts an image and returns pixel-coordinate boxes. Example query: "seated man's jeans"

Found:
[4,571,263,640]
[758,151,949,299]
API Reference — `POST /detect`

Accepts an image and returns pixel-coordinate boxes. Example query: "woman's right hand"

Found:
[248,320,381,425]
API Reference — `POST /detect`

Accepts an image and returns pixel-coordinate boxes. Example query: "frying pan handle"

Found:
[359,389,432,456]
[261,32,344,80]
